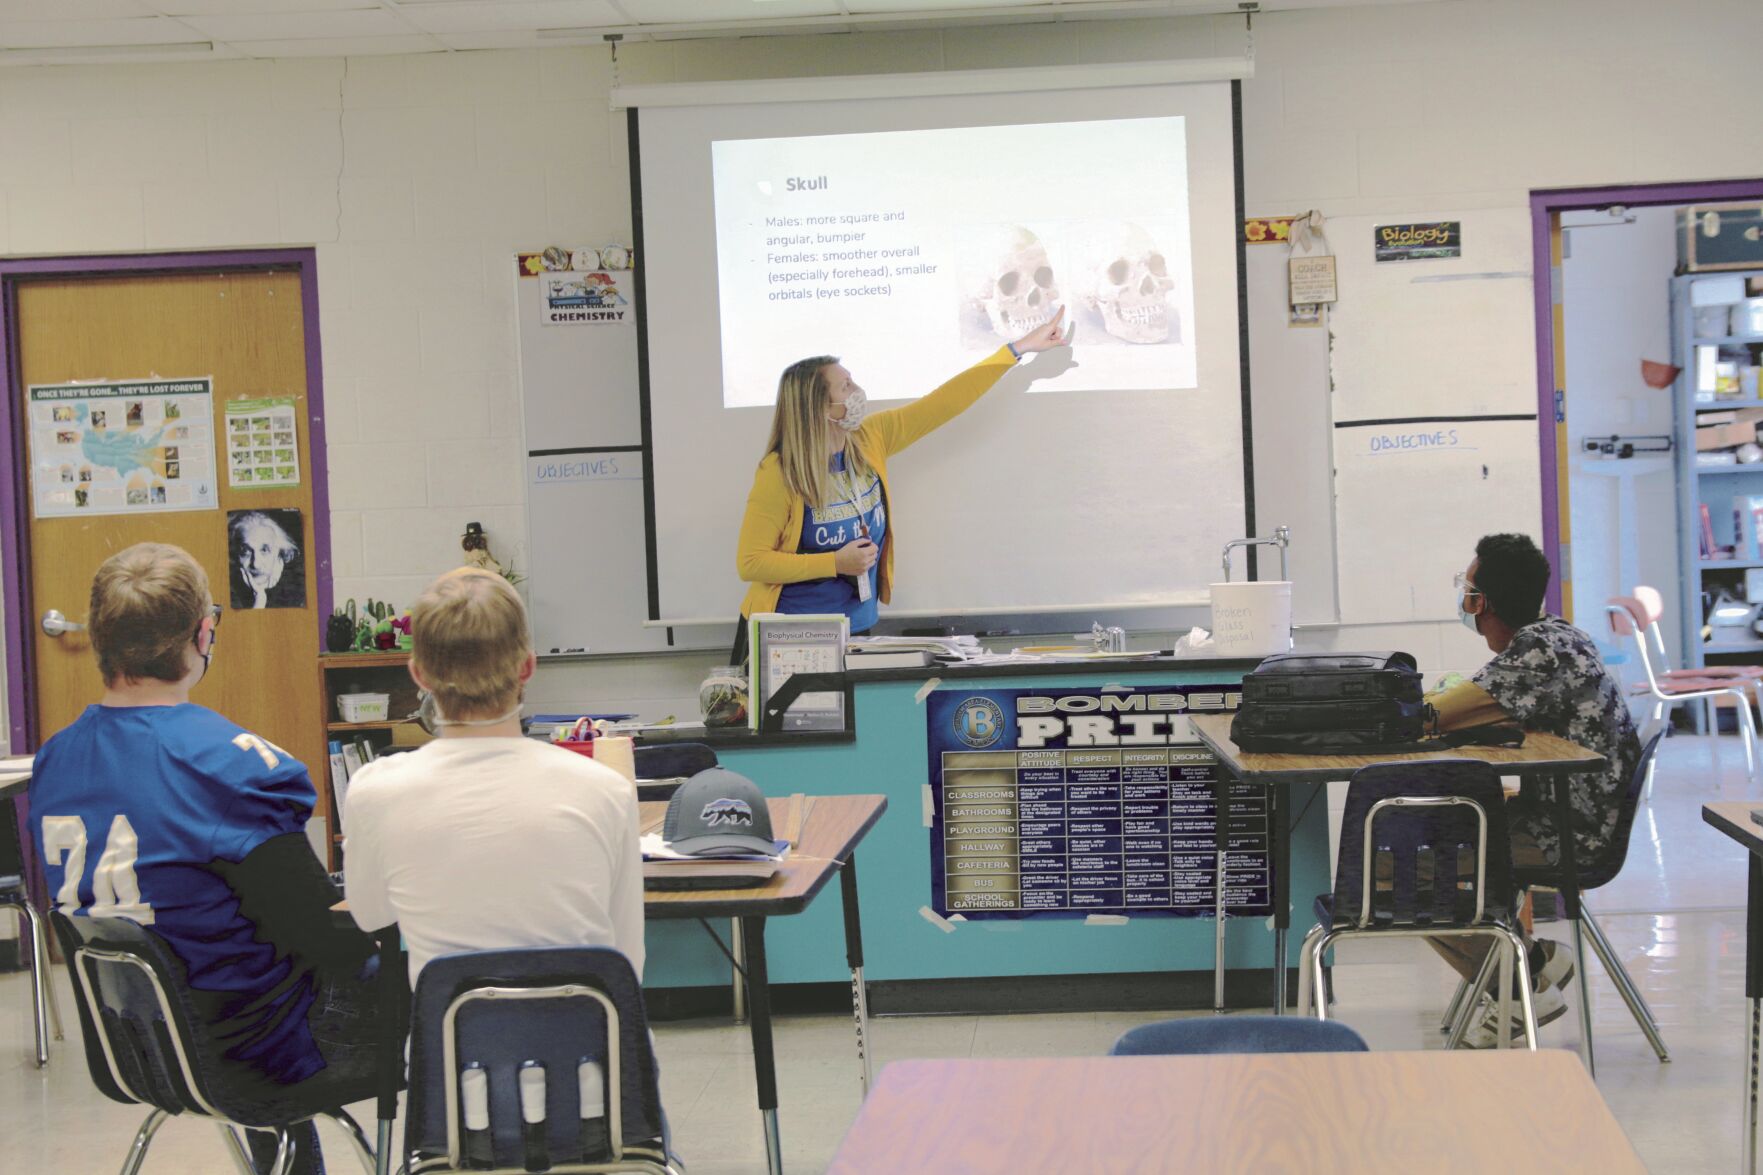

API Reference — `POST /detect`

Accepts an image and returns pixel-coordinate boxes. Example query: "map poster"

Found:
[224,396,301,490]
[925,684,1272,921]
[28,377,218,519]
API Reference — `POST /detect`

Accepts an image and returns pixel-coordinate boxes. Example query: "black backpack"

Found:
[1231,651,1432,752]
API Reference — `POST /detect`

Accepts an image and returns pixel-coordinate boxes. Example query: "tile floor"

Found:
[3,733,1758,1172]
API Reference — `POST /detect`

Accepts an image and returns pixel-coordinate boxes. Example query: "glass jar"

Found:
[699,665,749,728]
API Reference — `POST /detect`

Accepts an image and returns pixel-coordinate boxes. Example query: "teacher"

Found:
[734,309,1070,653]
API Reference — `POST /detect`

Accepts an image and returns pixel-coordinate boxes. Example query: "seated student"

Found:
[1426,533,1642,1046]
[342,569,644,986]
[29,543,377,1175]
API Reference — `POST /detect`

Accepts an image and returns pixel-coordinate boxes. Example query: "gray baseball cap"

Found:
[663,769,776,857]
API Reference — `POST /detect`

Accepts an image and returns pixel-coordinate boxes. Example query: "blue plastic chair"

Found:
[404,946,679,1175]
[1295,759,1538,1049]
[50,911,378,1175]
[1109,1015,1368,1056]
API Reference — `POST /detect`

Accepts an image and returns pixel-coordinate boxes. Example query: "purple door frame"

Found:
[0,247,332,755]
[1532,178,1763,614]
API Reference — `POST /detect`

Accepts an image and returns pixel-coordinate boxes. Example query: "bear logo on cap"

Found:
[702,797,753,827]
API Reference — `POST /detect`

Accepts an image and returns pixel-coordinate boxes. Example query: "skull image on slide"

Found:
[971,226,1059,341]
[1084,223,1178,344]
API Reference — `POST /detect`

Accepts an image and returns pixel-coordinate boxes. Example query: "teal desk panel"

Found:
[643,666,1331,991]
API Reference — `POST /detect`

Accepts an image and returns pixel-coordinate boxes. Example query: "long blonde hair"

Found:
[765,355,873,509]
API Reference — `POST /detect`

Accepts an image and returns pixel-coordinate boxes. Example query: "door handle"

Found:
[41,609,86,638]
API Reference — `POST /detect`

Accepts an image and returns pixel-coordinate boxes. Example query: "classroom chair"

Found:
[1443,730,1670,1071]
[49,911,378,1175]
[632,742,718,782]
[1,798,62,1066]
[1609,594,1758,784]
[404,946,679,1174]
[1109,1015,1368,1056]
[1295,760,1539,1049]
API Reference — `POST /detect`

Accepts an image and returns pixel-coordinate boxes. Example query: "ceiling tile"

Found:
[0,1,158,18]
[229,33,443,56]
[161,0,379,13]
[0,15,204,47]
[613,0,844,24]
[176,8,411,39]
[401,1,622,34]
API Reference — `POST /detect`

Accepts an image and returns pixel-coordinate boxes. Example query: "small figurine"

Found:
[462,521,523,585]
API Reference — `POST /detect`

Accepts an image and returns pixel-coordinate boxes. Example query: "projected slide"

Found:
[711,116,1195,408]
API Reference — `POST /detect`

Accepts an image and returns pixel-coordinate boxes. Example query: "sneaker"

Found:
[1532,938,1576,991]
[1461,983,1566,1049]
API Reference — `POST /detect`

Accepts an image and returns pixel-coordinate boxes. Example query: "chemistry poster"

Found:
[29,378,218,519]
[925,685,1272,920]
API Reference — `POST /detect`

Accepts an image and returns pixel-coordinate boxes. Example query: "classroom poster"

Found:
[28,378,217,518]
[925,684,1272,921]
[224,397,301,489]
[539,270,630,326]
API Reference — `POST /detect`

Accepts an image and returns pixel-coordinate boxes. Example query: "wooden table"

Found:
[827,1051,1645,1173]
[338,792,887,1175]
[1704,801,1763,1172]
[1189,715,1608,1032]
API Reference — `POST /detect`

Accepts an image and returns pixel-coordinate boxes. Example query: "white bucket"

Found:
[1209,581,1293,658]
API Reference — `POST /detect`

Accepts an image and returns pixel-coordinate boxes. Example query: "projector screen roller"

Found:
[633,75,1249,625]
[712,116,1198,407]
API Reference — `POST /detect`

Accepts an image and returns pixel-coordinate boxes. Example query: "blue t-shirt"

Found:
[776,450,885,633]
[30,703,330,1082]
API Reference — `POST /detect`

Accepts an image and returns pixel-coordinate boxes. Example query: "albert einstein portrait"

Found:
[227,508,305,609]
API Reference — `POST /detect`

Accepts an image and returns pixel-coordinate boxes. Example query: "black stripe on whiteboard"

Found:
[1334,413,1538,429]
[1231,79,1257,578]
[628,105,662,624]
[528,445,644,456]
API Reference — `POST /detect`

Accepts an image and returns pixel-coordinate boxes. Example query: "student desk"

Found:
[338,792,887,1175]
[1188,715,1608,1020]
[1702,801,1763,1173]
[825,1050,1644,1173]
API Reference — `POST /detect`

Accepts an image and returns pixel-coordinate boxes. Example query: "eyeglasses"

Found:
[1453,573,1483,598]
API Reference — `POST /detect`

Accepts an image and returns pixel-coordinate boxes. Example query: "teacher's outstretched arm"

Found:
[868,307,1071,457]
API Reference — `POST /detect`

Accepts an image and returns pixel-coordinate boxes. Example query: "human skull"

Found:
[1087,223,1177,344]
[974,226,1058,341]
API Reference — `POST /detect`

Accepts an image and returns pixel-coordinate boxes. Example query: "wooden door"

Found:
[17,270,326,797]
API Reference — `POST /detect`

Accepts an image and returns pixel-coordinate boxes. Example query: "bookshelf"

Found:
[315,650,430,869]
[1676,269,1763,729]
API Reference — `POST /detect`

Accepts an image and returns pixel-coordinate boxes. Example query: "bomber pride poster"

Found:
[925,684,1272,921]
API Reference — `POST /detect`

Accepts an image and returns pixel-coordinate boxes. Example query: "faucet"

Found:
[1221,526,1291,582]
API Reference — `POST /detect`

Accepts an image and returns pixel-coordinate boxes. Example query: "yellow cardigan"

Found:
[737,345,1018,619]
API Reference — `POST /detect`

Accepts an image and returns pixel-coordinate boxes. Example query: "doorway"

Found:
[1,249,334,808]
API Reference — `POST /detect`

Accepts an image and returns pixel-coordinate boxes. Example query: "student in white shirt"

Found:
[343,569,644,986]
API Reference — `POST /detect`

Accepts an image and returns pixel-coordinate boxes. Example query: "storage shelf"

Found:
[318,651,411,668]
[1702,560,1763,570]
[1694,336,1763,346]
[1705,641,1763,654]
[1695,398,1763,412]
[326,720,405,732]
[1696,464,1763,475]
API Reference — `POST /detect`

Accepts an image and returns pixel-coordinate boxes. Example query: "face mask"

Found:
[829,386,867,432]
[1457,588,1482,634]
[193,622,216,684]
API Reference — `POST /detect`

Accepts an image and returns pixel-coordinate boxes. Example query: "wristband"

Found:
[1007,341,1022,361]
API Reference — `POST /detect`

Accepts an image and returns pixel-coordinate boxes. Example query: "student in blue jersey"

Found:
[29,543,378,1175]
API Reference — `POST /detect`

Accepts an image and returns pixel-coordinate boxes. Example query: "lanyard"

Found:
[835,467,872,539]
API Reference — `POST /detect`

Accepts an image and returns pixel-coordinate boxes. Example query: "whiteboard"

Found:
[1326,208,1542,624]
[514,277,644,450]
[515,270,729,655]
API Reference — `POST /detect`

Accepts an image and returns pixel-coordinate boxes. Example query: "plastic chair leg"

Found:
[218,1126,256,1175]
[118,1109,168,1175]
[14,902,50,1066]
[324,1109,379,1175]
[1295,925,1325,1016]
[1582,909,1670,1063]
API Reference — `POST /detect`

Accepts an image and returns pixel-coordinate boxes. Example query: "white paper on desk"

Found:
[640,834,790,863]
